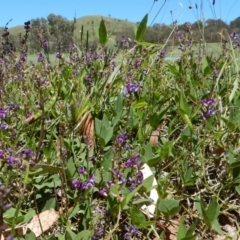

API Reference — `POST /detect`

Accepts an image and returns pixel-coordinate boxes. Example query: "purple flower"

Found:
[78,166,86,174]
[200,109,216,119]
[123,233,131,240]
[134,59,142,69]
[201,99,215,107]
[99,188,107,196]
[176,31,185,39]
[0,150,4,159]
[116,134,128,144]
[125,155,140,168]
[38,39,48,48]
[125,82,139,94]
[69,45,75,50]
[72,179,81,189]
[129,183,136,191]
[89,174,96,183]
[8,156,17,164]
[56,52,61,59]
[159,49,166,58]
[0,122,8,130]
[137,171,143,184]
[81,175,96,190]
[5,236,14,240]
[37,52,44,63]
[0,108,7,118]
[25,149,33,157]
[130,225,138,235]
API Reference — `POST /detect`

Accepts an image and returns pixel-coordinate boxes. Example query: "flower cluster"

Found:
[24,21,31,30]
[116,134,129,149]
[0,147,35,169]
[200,98,216,119]
[175,23,193,52]
[123,82,142,97]
[0,103,20,130]
[118,35,136,49]
[72,174,96,191]
[123,225,139,240]
[37,52,44,63]
[229,32,239,49]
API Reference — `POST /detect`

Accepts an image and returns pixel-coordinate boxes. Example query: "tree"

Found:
[47,14,76,52]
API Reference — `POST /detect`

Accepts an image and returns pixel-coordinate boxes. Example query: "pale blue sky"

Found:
[0,0,239,28]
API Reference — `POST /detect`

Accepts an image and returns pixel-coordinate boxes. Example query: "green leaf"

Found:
[136,14,148,42]
[30,164,64,175]
[160,141,174,159]
[146,155,161,166]
[211,219,224,235]
[132,99,148,109]
[42,198,56,211]
[235,185,240,195]
[179,109,193,131]
[177,216,187,240]
[95,116,113,146]
[179,90,190,115]
[68,205,80,219]
[143,142,153,162]
[75,230,91,240]
[205,196,220,224]
[25,229,36,240]
[130,207,146,227]
[195,197,211,228]
[99,19,107,46]
[185,219,198,238]
[158,199,180,217]
[23,209,36,223]
[65,229,76,240]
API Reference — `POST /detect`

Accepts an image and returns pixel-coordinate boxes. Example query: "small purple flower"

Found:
[25,149,33,157]
[125,155,140,168]
[137,171,143,184]
[159,49,166,58]
[69,45,75,50]
[0,150,4,159]
[201,99,215,107]
[123,233,131,240]
[37,52,44,63]
[125,82,139,94]
[8,156,17,164]
[130,225,138,235]
[116,134,128,144]
[0,122,8,130]
[0,108,8,118]
[78,166,86,174]
[81,175,96,190]
[129,183,136,191]
[134,59,142,69]
[72,179,81,189]
[176,31,185,39]
[43,40,48,48]
[230,32,239,48]
[56,52,61,59]
[8,148,13,155]
[89,174,96,183]
[99,188,107,196]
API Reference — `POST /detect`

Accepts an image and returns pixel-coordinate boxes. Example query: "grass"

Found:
[1,14,240,240]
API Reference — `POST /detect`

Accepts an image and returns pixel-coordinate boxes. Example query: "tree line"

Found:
[1,14,240,54]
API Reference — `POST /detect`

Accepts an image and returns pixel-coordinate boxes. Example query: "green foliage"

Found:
[135,14,148,42]
[1,13,240,240]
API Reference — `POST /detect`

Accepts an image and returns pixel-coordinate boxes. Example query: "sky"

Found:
[0,0,239,28]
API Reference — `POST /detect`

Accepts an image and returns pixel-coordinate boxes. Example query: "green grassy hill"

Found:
[6,15,136,42]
